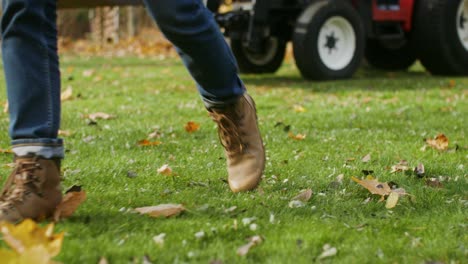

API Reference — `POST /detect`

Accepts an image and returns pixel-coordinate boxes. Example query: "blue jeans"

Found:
[1,0,245,159]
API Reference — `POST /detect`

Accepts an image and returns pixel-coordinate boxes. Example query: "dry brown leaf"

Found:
[157,164,173,176]
[361,154,371,163]
[137,139,162,146]
[288,132,306,140]
[425,134,449,151]
[3,101,9,113]
[237,235,262,256]
[53,186,87,221]
[414,163,425,178]
[98,257,109,264]
[425,178,443,188]
[60,86,73,102]
[82,69,95,77]
[385,191,400,209]
[352,176,392,198]
[134,204,185,218]
[58,130,72,137]
[184,121,200,133]
[0,148,13,154]
[291,189,313,202]
[85,112,115,121]
[390,160,410,173]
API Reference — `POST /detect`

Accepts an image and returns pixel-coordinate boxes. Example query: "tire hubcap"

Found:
[318,16,356,70]
[242,37,279,66]
[457,0,468,51]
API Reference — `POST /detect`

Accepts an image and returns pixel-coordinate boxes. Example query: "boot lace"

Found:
[0,159,42,209]
[210,110,246,157]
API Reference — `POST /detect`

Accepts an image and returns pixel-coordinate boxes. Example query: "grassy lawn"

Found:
[0,56,466,263]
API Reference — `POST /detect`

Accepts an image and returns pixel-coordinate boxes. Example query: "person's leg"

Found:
[143,0,265,192]
[0,0,62,222]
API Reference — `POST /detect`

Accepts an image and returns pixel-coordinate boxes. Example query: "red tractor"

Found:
[210,0,468,80]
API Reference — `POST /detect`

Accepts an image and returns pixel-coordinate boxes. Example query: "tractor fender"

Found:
[295,1,330,34]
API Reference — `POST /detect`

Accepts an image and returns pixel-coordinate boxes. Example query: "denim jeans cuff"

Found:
[202,93,244,110]
[12,138,64,159]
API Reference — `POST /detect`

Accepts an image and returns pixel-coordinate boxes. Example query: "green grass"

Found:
[0,56,466,263]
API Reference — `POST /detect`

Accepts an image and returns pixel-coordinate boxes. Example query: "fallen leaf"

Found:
[318,244,337,260]
[361,154,371,163]
[293,105,306,113]
[53,185,87,221]
[98,257,109,264]
[60,86,73,101]
[0,219,64,261]
[414,163,425,178]
[425,178,443,188]
[291,189,313,202]
[390,160,410,173]
[135,204,185,218]
[85,112,115,121]
[3,101,8,113]
[288,132,306,140]
[288,200,306,208]
[82,69,95,77]
[237,235,262,256]
[137,139,162,146]
[184,121,200,133]
[385,191,400,209]
[425,134,449,151]
[153,233,166,246]
[58,130,72,137]
[0,148,13,154]
[352,176,392,198]
[157,164,173,176]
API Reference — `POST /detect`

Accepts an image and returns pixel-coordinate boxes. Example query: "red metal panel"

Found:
[371,0,415,31]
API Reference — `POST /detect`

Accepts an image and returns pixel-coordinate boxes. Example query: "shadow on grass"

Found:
[240,66,455,93]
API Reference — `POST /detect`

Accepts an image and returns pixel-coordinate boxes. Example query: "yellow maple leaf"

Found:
[0,219,64,263]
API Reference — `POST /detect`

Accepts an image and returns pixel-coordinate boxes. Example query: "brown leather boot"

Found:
[0,156,62,222]
[209,93,265,192]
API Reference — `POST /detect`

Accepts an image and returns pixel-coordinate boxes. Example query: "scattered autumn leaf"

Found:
[84,112,115,121]
[237,235,262,256]
[414,163,425,178]
[385,191,400,209]
[134,204,185,218]
[288,132,306,140]
[137,139,162,146]
[448,79,456,88]
[0,148,13,154]
[352,176,392,199]
[98,257,109,264]
[3,101,8,113]
[425,178,443,188]
[0,219,64,263]
[293,105,306,113]
[157,164,173,176]
[82,69,95,77]
[425,134,449,151]
[53,185,87,221]
[361,153,371,163]
[291,189,313,202]
[317,244,337,260]
[58,130,72,137]
[60,86,73,101]
[184,121,200,133]
[390,160,410,173]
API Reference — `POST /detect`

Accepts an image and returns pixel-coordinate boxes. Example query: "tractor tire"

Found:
[365,39,416,70]
[293,0,365,80]
[413,0,468,75]
[230,37,287,74]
